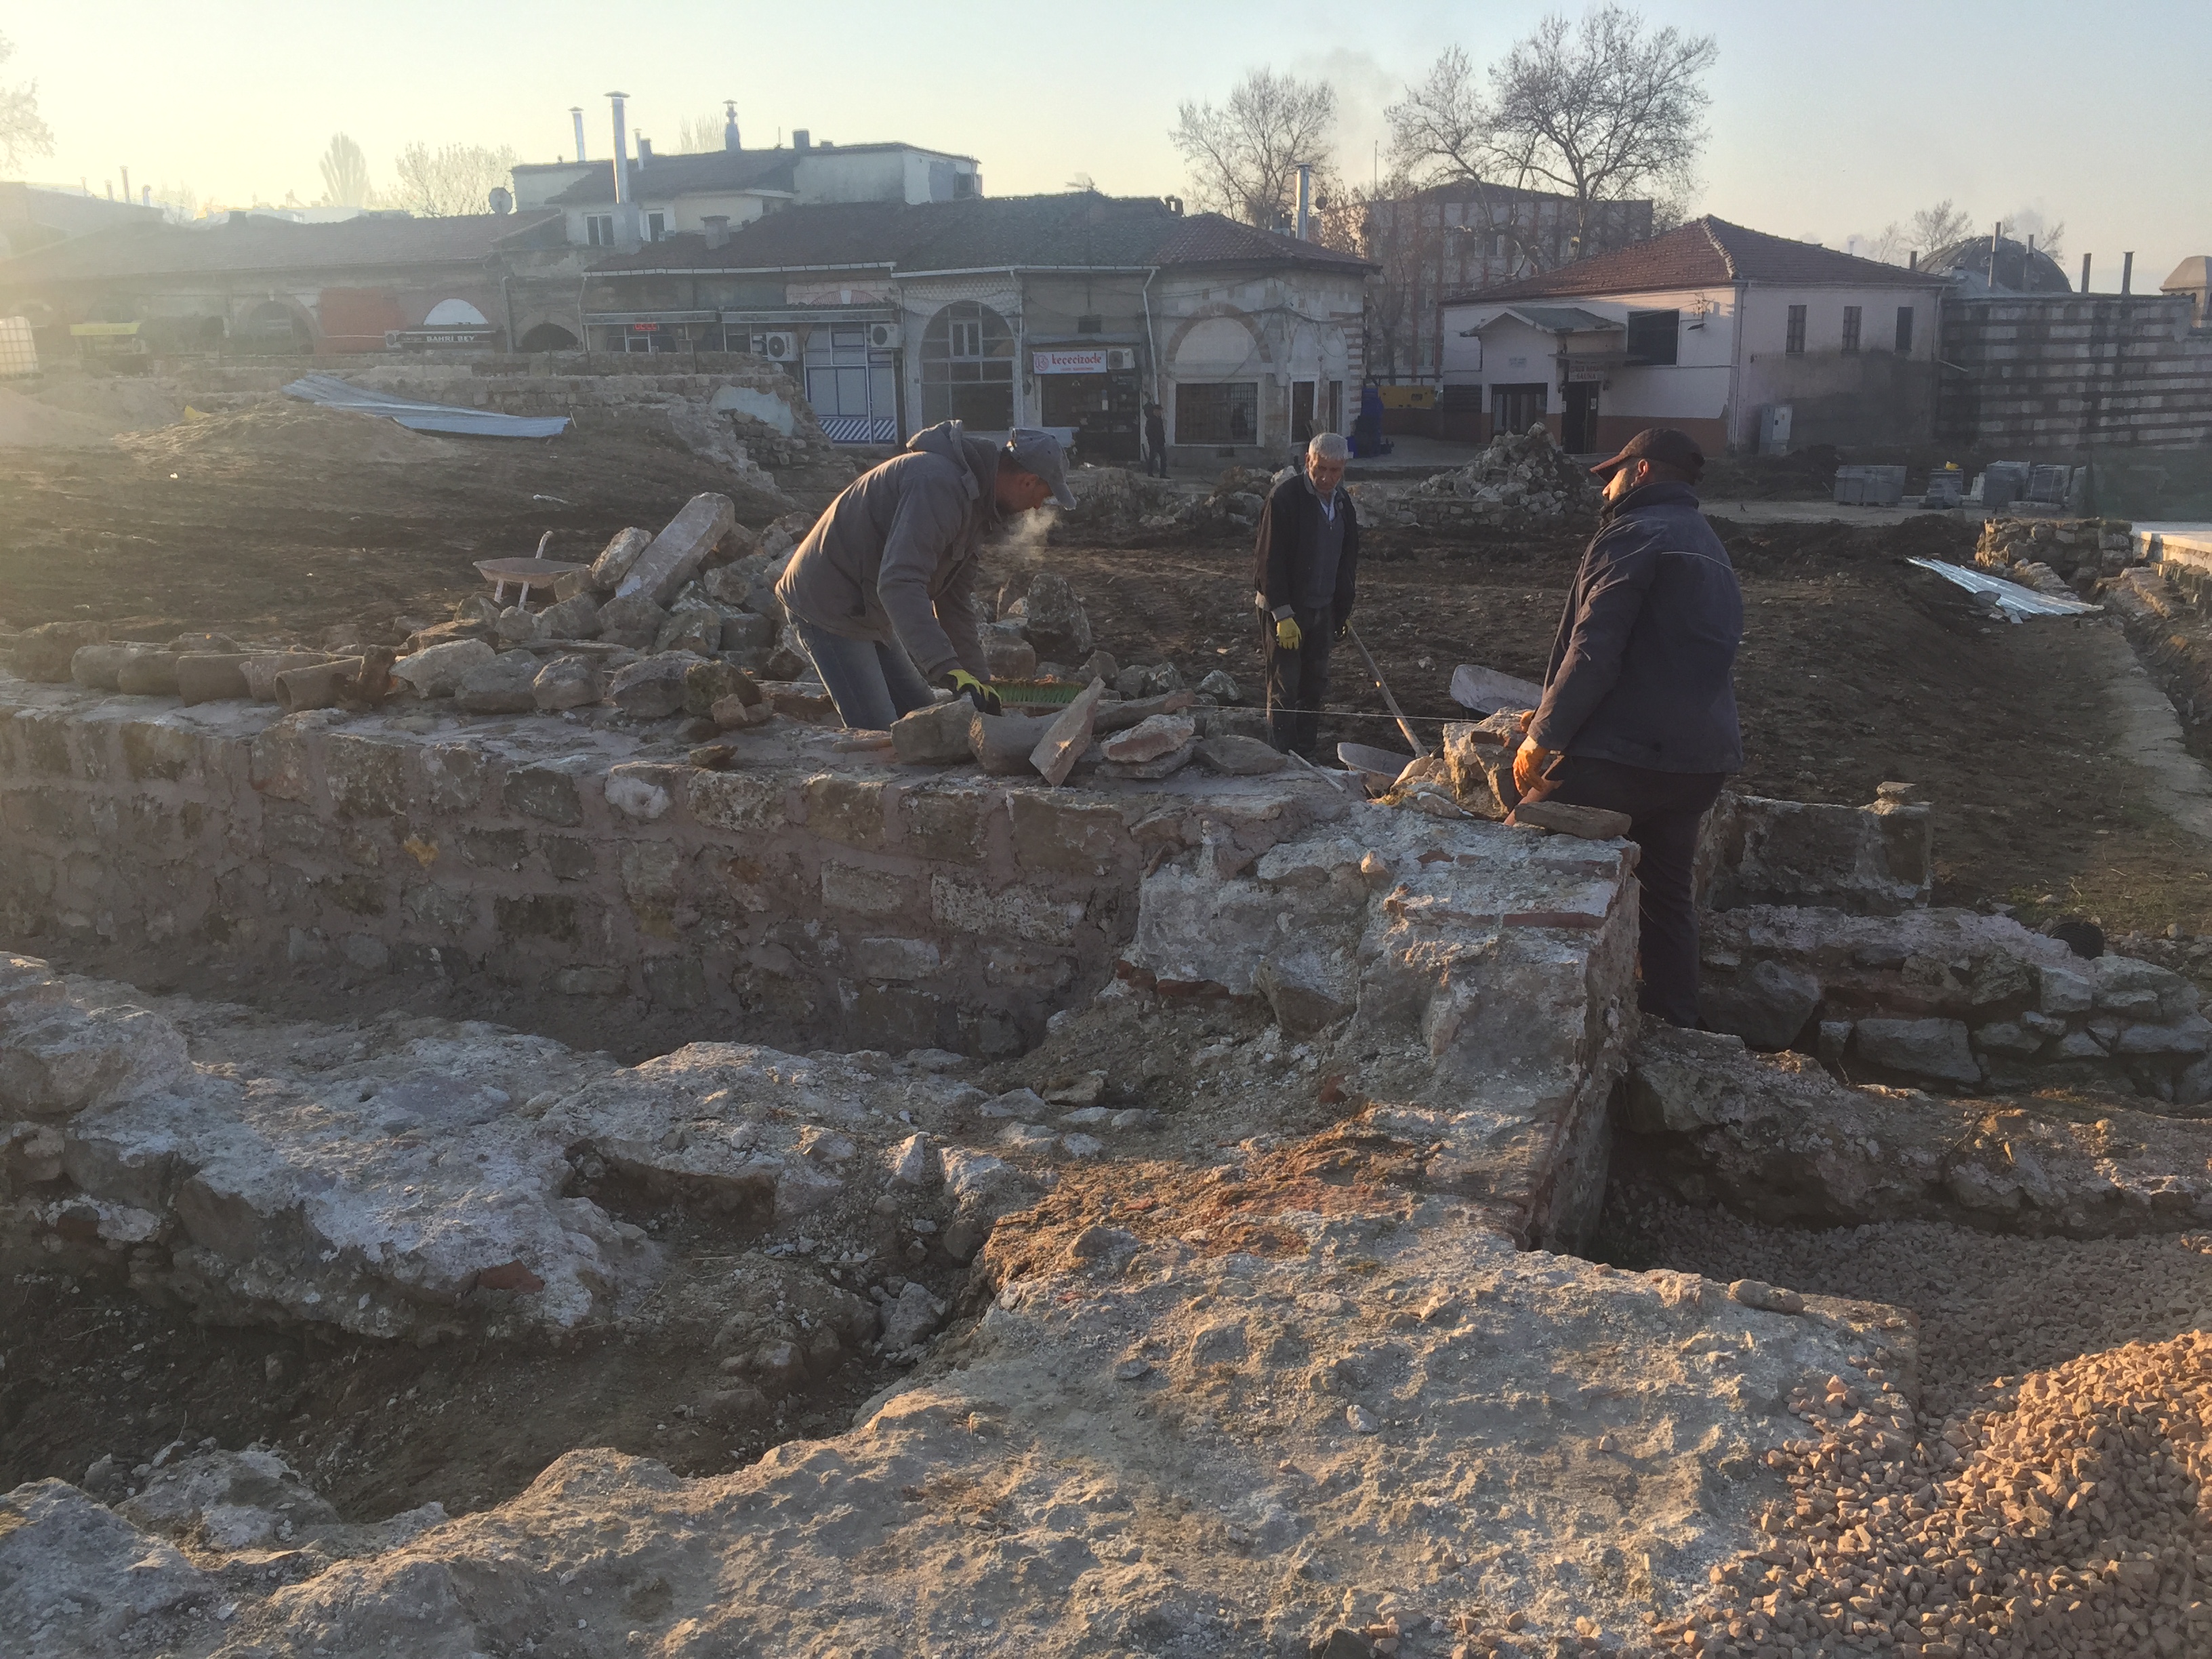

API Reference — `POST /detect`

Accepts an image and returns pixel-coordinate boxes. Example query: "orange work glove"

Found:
[1512,737,1555,797]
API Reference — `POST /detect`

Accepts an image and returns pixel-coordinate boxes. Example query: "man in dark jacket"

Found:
[1143,403,1169,478]
[777,422,1073,730]
[1513,427,1742,1027]
[1253,432,1361,756]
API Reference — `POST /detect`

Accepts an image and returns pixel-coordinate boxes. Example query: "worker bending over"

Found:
[1253,431,1361,757]
[777,422,1074,729]
[1513,427,1742,1027]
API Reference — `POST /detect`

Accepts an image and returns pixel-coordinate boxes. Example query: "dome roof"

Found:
[1923,233,2073,295]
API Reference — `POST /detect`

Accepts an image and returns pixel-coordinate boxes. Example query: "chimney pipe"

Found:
[141,186,150,208]
[608,93,631,206]
[724,102,741,152]
[1908,249,1917,270]
[703,215,730,250]
[1296,163,1312,241]
[2081,252,2092,293]
[121,165,130,203]
[638,137,653,163]
[793,129,811,152]
[571,107,587,165]
[2122,251,2134,295]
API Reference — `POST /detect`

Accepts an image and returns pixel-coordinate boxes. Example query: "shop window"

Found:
[1624,308,1678,365]
[1175,382,1258,445]
[1785,305,1807,354]
[921,300,1015,428]
[1841,305,1862,352]
[1895,306,1914,354]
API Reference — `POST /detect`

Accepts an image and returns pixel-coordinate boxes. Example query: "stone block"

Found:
[901,789,988,861]
[533,654,603,711]
[455,653,540,714]
[1029,678,1106,785]
[1698,960,1822,1050]
[1513,800,1632,840]
[596,594,671,651]
[1852,1017,1980,1086]
[537,592,601,640]
[1101,712,1195,764]
[1196,734,1286,775]
[1009,792,1128,876]
[1099,738,1195,780]
[721,612,775,651]
[802,775,886,847]
[849,983,944,1051]
[893,698,977,766]
[691,771,787,834]
[418,743,485,811]
[621,841,684,935]
[554,966,625,996]
[851,937,942,981]
[931,875,1076,944]
[1015,571,1094,661]
[2112,1015,2212,1056]
[401,882,475,933]
[503,759,589,827]
[390,638,495,698]
[606,763,678,821]
[985,633,1038,680]
[644,954,708,1008]
[2036,963,2094,1015]
[494,893,580,943]
[656,605,724,657]
[607,653,693,719]
[712,693,774,730]
[617,493,738,606]
[684,659,758,718]
[495,605,544,646]
[11,620,107,682]
[588,526,653,592]
[325,735,408,817]
[11,710,72,775]
[249,716,325,804]
[970,712,1056,776]
[121,722,198,783]
[822,861,907,916]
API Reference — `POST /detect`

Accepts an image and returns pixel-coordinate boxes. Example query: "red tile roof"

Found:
[1450,216,1942,302]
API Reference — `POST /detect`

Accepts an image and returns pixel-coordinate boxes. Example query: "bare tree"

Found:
[1170,68,1336,229]
[0,33,54,171]
[389,142,522,218]
[1910,199,1973,253]
[150,181,200,224]
[1484,7,1715,252]
[317,134,374,208]
[675,115,724,155]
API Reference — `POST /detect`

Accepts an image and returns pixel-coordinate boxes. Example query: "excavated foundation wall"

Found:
[0,682,1294,1057]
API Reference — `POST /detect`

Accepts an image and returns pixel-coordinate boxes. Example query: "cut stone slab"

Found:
[588,525,653,593]
[1093,690,1195,735]
[969,710,1056,777]
[531,654,602,712]
[655,604,722,657]
[1028,677,1106,785]
[892,697,975,764]
[1100,712,1195,764]
[1851,1016,1982,1086]
[1699,958,1822,1049]
[536,592,600,640]
[985,632,1038,680]
[607,653,695,719]
[390,638,494,699]
[1195,733,1288,775]
[683,658,758,718]
[617,493,738,607]
[1512,798,1631,839]
[596,593,672,651]
[453,653,540,715]
[1098,737,1196,780]
[0,1479,211,1656]
[720,611,775,651]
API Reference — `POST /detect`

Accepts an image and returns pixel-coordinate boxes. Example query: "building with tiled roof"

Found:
[581,192,1374,459]
[1437,216,1950,454]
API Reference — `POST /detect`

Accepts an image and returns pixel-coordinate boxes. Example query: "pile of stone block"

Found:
[1972,515,2137,595]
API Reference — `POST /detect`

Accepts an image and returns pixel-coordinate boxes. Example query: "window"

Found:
[1076,314,1103,335]
[804,324,897,425]
[586,214,614,247]
[1784,304,1807,354]
[1174,382,1258,445]
[920,300,1015,428]
[1895,306,1914,354]
[1624,308,1679,365]
[1841,305,1862,353]
[645,211,667,243]
[1490,382,1548,435]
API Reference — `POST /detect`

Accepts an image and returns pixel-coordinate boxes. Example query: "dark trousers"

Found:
[1263,608,1334,756]
[1145,441,1169,478]
[1521,755,1725,1027]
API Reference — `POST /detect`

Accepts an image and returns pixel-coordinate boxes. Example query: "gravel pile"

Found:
[1605,1197,2212,1658]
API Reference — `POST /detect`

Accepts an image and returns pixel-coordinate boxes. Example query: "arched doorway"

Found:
[518,322,579,352]
[244,298,310,353]
[920,300,1015,430]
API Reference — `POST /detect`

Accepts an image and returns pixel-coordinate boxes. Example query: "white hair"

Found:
[1307,431,1350,462]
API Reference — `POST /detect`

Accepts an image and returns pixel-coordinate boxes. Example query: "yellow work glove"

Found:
[943,668,1002,715]
[1275,616,1304,651]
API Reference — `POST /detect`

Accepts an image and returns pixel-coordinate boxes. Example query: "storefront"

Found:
[1033,345,1141,463]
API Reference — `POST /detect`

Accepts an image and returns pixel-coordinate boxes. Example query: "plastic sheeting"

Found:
[1906,557,2101,620]
[282,373,571,439]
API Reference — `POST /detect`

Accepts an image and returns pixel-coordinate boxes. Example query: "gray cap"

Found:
[1004,428,1076,509]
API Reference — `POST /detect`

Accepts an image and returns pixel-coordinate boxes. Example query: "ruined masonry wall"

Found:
[0,686,1174,1057]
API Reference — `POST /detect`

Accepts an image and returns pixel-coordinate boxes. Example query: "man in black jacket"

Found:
[1513,427,1742,1027]
[1254,432,1361,756]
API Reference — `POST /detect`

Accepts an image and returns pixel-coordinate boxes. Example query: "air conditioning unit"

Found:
[1106,348,1135,371]
[757,331,798,361]
[867,321,903,350]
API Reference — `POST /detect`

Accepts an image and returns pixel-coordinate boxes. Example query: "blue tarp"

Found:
[282,373,571,439]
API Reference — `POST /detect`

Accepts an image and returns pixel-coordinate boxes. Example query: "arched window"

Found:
[919,300,1014,430]
[424,298,490,327]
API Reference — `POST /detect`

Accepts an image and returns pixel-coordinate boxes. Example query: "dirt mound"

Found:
[0,387,133,449]
[27,375,183,430]
[114,402,466,467]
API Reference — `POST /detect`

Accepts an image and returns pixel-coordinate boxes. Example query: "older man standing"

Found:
[1512,427,1742,1027]
[1253,432,1361,757]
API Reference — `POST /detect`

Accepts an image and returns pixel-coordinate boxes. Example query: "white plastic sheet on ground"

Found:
[282,373,570,439]
[1906,557,2101,621]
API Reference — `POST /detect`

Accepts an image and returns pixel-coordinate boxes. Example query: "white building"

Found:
[1439,217,1950,454]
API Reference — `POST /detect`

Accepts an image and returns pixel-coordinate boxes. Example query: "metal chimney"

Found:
[724,102,741,152]
[793,129,811,152]
[608,93,631,205]
[571,107,587,165]
[121,165,131,203]
[2081,252,2092,293]
[2122,251,2134,295]
[1296,163,1311,241]
[703,215,730,250]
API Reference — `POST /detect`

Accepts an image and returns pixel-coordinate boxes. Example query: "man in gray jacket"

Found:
[776,423,1074,729]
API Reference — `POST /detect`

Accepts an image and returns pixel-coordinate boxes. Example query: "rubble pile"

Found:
[1409,422,1598,524]
[1052,465,1186,538]
[1973,516,2139,597]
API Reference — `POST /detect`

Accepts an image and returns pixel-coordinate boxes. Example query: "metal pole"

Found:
[2081,252,2092,293]
[1343,622,1428,757]
[2122,252,2134,296]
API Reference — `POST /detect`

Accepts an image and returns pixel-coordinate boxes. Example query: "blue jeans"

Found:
[790,618,937,731]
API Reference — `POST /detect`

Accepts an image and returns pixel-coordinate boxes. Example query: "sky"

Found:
[7,0,2209,289]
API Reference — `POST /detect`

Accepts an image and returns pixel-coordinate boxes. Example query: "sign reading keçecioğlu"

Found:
[1032,348,1109,375]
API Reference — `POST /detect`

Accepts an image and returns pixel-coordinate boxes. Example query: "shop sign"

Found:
[1566,361,1605,382]
[1033,348,1107,375]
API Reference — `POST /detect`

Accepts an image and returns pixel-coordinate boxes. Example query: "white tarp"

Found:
[283,373,569,439]
[1906,558,2101,620]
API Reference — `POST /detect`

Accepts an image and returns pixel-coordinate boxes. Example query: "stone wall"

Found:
[1938,293,2212,455]
[0,679,1340,1058]
[1696,789,1933,916]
